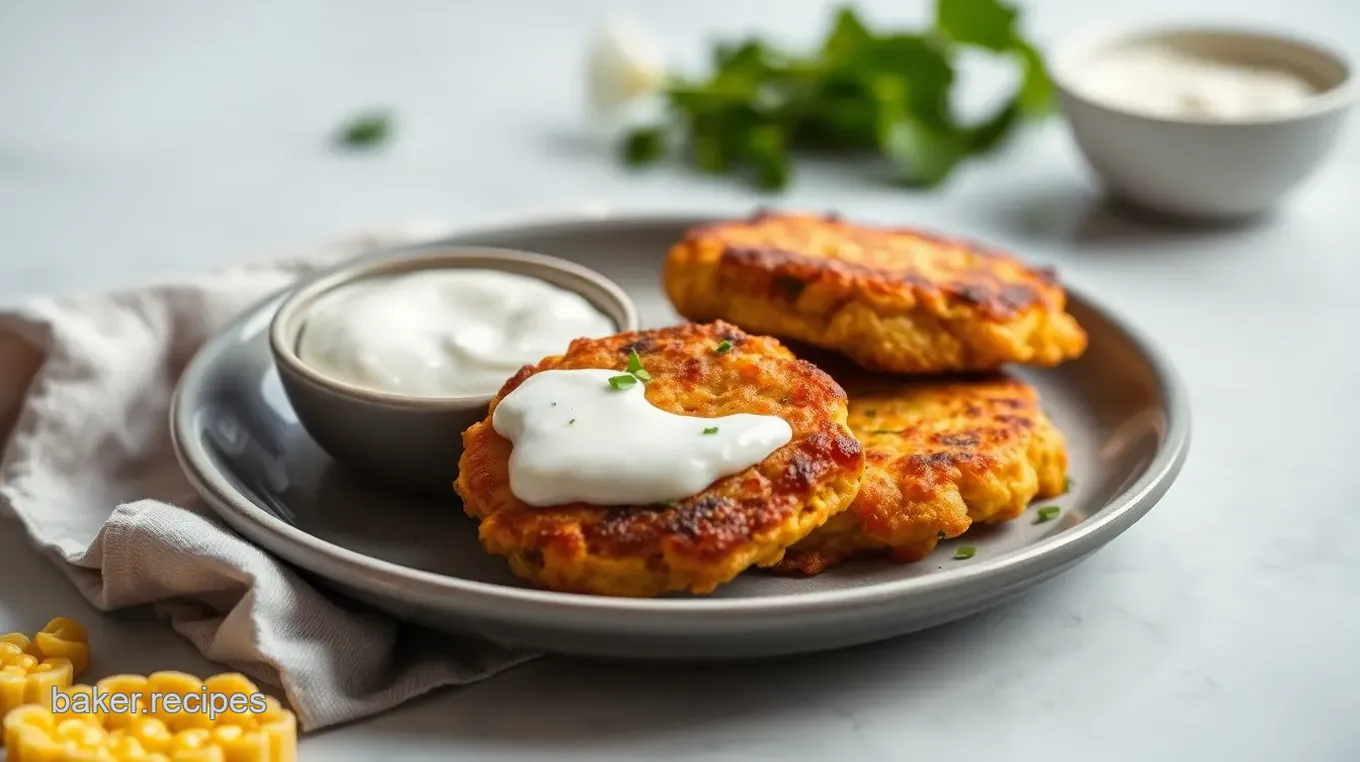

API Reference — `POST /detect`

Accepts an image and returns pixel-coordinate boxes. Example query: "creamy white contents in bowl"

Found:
[295,269,617,398]
[1079,44,1318,120]
[491,368,794,506]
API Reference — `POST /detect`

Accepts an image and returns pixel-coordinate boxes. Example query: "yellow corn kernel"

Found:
[146,672,213,733]
[170,746,226,762]
[255,700,296,762]
[0,617,87,722]
[2,672,298,762]
[97,674,151,729]
[107,735,150,760]
[55,716,109,747]
[200,675,259,729]
[0,668,28,717]
[125,717,174,755]
[34,617,91,678]
[24,658,73,705]
[3,702,54,749]
[12,724,64,762]
[209,723,271,762]
[1,641,29,665]
[0,633,33,653]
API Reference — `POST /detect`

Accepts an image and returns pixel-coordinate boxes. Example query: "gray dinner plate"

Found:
[170,213,1191,660]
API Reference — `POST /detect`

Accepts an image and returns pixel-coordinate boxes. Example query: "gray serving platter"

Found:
[170,213,1191,660]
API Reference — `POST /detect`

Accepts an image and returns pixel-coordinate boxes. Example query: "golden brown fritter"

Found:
[771,360,1068,575]
[663,211,1088,374]
[455,321,865,597]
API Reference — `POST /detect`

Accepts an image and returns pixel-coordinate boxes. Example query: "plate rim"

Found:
[170,210,1192,619]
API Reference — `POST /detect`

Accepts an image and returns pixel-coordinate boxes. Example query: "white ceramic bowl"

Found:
[1051,25,1355,220]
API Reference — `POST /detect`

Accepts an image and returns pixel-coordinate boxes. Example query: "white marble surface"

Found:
[2,0,1358,760]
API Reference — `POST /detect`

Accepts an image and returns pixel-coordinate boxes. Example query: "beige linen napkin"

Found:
[0,223,538,731]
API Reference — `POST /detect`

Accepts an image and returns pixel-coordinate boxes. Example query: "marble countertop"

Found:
[2,0,1358,759]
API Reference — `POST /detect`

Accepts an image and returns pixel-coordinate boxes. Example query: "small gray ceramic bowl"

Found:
[1052,24,1355,220]
[269,247,638,496]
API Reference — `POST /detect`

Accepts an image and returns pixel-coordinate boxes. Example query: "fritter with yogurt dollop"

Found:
[455,321,864,598]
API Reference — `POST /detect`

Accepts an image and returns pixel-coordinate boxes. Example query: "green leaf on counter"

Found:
[337,112,391,148]
[623,127,666,165]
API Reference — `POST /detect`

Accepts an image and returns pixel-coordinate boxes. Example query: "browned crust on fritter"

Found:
[455,321,865,597]
[663,211,1088,373]
[770,356,1068,575]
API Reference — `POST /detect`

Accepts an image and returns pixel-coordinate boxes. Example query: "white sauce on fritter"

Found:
[295,269,616,398]
[491,368,793,506]
[1079,44,1317,120]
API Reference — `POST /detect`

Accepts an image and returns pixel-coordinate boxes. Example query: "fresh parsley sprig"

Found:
[619,0,1053,190]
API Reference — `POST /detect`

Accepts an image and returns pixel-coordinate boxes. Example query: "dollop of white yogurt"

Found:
[491,368,794,506]
[296,269,616,398]
[1080,44,1318,120]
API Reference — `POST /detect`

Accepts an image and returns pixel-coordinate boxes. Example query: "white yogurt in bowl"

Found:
[267,247,639,494]
[1050,25,1355,219]
[296,269,617,399]
[1079,43,1319,121]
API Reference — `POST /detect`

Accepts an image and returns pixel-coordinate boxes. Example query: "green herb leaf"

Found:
[821,7,873,63]
[1034,505,1061,523]
[337,112,392,148]
[608,374,637,390]
[936,0,1019,52]
[568,418,577,425]
[1063,476,1074,493]
[882,117,965,188]
[623,127,667,165]
[871,430,898,435]
[703,426,720,435]
[623,349,652,381]
[715,339,734,354]
[1015,41,1056,117]
[937,530,947,539]
[612,0,1046,191]
[954,546,977,560]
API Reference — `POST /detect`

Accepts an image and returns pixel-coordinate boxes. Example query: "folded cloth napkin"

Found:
[0,223,538,731]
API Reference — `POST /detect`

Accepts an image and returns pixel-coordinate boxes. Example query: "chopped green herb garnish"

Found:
[336,111,392,148]
[863,409,877,418]
[568,419,576,425]
[953,546,976,560]
[1034,505,1060,523]
[654,499,678,507]
[608,374,637,390]
[616,0,1053,191]
[1063,476,1074,493]
[714,340,734,354]
[871,430,898,435]
[621,349,652,381]
[703,426,720,435]
[937,530,947,540]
